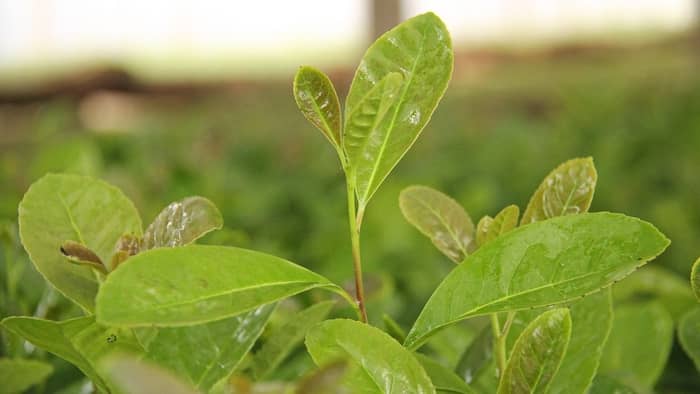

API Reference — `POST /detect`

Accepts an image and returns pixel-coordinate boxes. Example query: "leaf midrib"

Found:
[407,193,468,259]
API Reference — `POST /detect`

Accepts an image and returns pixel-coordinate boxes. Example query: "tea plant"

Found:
[0,12,682,394]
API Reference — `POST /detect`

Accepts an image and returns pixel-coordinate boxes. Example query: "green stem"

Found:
[491,313,507,376]
[346,179,368,323]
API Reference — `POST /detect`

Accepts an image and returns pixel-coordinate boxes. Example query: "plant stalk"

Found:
[491,313,507,376]
[346,179,368,323]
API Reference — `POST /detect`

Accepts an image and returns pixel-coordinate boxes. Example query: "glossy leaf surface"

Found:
[306,319,435,394]
[344,12,453,206]
[1,316,142,393]
[475,205,519,247]
[102,355,199,394]
[521,158,597,225]
[497,308,572,394]
[18,173,142,311]
[416,354,475,394]
[588,375,637,394]
[293,66,343,151]
[405,212,669,349]
[678,306,700,371]
[399,185,474,262]
[252,301,334,379]
[143,196,223,250]
[600,301,673,390]
[0,358,53,394]
[97,245,352,326]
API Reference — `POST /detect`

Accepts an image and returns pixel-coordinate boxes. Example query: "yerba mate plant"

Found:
[0,12,679,394]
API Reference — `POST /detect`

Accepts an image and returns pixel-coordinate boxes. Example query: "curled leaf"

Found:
[475,205,519,248]
[293,66,343,153]
[143,196,223,249]
[60,240,107,274]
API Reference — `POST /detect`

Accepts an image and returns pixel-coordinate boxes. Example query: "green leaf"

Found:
[497,308,572,394]
[1,316,143,393]
[344,12,453,207]
[101,355,199,394]
[678,306,700,371]
[293,66,343,153]
[399,186,474,263]
[140,304,274,391]
[416,354,475,394]
[295,361,350,394]
[0,358,53,394]
[404,212,669,350]
[475,205,519,248]
[305,319,435,394]
[588,375,637,394]
[96,245,354,327]
[382,314,407,343]
[252,301,334,380]
[455,325,493,386]
[599,301,674,390]
[692,257,700,301]
[142,196,223,250]
[521,158,597,225]
[18,173,142,311]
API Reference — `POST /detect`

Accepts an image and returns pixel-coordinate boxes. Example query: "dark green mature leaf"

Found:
[102,355,199,394]
[142,196,223,250]
[678,306,700,371]
[399,185,474,263]
[18,173,142,311]
[588,375,637,394]
[404,212,669,350]
[344,12,453,207]
[293,66,343,152]
[140,304,274,391]
[497,308,572,394]
[416,354,475,394]
[475,205,519,248]
[252,301,334,380]
[1,316,142,393]
[521,158,597,225]
[0,358,53,394]
[306,319,435,394]
[692,257,700,301]
[96,245,354,327]
[600,301,674,390]
[455,325,493,386]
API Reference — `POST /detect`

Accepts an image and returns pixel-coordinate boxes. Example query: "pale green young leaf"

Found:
[415,354,475,394]
[102,355,199,394]
[344,12,453,207]
[293,66,343,152]
[305,319,435,394]
[497,308,572,394]
[475,205,519,247]
[692,257,700,301]
[96,245,355,327]
[399,185,474,263]
[1,316,143,393]
[142,196,223,250]
[140,304,274,392]
[678,306,700,371]
[18,173,142,311]
[404,212,669,350]
[252,301,334,380]
[0,358,53,394]
[521,158,597,225]
[599,301,674,390]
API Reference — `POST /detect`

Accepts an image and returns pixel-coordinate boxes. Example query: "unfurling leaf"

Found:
[60,240,107,274]
[344,12,453,207]
[399,185,474,262]
[293,66,343,153]
[101,355,199,394]
[497,308,572,394]
[521,157,597,225]
[0,358,53,394]
[404,212,669,350]
[143,196,223,249]
[475,205,519,248]
[306,319,435,393]
[18,173,142,311]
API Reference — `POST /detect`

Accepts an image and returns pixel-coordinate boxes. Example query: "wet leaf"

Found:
[295,361,350,394]
[102,355,199,394]
[475,205,519,247]
[692,257,700,301]
[293,66,343,153]
[404,212,669,350]
[399,185,474,263]
[60,240,107,274]
[497,308,572,394]
[416,354,475,394]
[0,358,53,394]
[18,173,142,311]
[678,306,700,372]
[600,301,674,390]
[521,158,597,225]
[344,12,453,207]
[252,301,334,380]
[96,245,354,327]
[1,316,143,393]
[143,196,223,250]
[306,319,435,393]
